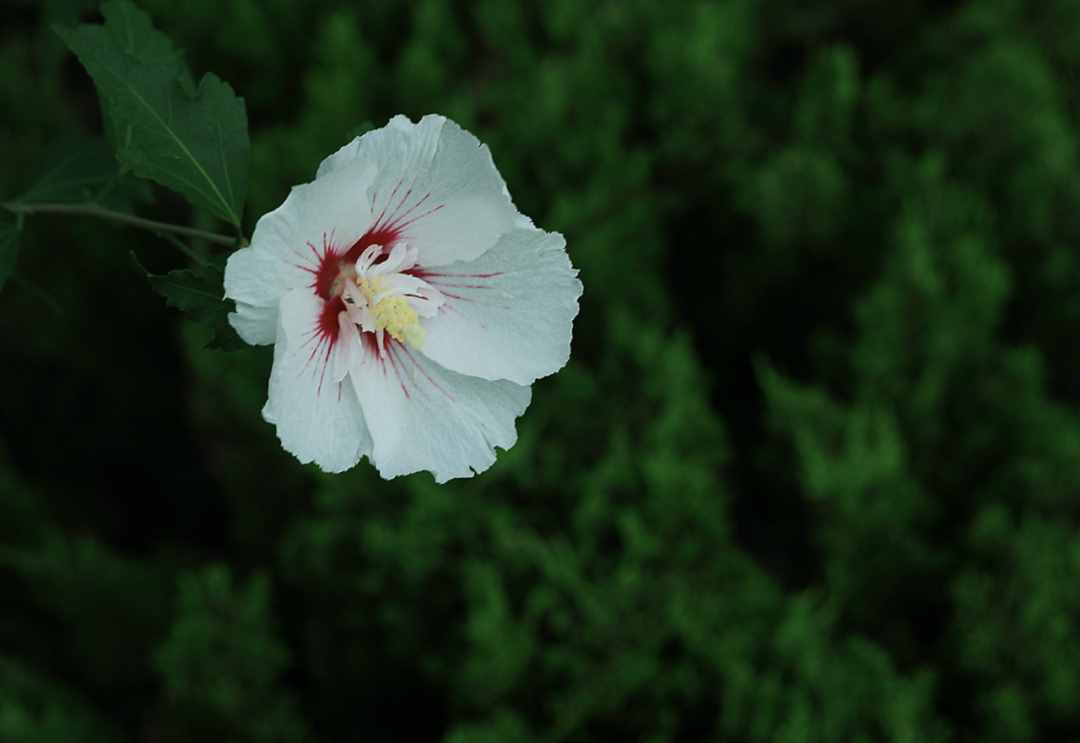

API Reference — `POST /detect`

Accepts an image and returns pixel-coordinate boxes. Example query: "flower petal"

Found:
[418,228,582,385]
[350,341,531,483]
[318,115,523,267]
[263,288,373,473]
[227,297,278,345]
[225,164,376,344]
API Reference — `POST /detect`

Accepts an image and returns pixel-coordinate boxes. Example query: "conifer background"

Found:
[3,1,1080,740]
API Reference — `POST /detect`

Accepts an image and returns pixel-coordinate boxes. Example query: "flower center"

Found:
[337,243,445,350]
[356,275,424,346]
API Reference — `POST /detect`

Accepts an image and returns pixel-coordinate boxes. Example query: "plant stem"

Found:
[1,201,244,247]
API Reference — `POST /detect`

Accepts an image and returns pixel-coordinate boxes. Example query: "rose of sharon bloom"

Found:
[224,115,582,482]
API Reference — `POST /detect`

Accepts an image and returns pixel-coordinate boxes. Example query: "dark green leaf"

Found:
[56,0,249,227]
[131,252,245,350]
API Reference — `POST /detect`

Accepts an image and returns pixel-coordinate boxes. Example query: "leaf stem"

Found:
[1,201,244,247]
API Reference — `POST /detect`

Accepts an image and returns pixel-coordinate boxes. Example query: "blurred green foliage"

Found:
[2,0,1080,740]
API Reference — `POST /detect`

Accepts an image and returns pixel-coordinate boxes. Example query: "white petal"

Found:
[318,115,521,267]
[355,243,382,274]
[335,312,366,382]
[224,240,300,345]
[227,300,277,345]
[377,272,428,296]
[370,240,413,276]
[350,341,531,483]
[224,164,376,345]
[263,288,372,473]
[419,228,582,385]
[374,273,444,312]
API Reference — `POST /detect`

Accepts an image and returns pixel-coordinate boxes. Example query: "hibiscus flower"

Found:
[224,115,582,482]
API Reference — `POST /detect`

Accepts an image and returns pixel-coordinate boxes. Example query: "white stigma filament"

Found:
[341,243,444,350]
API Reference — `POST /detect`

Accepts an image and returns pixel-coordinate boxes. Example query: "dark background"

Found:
[3,0,1080,741]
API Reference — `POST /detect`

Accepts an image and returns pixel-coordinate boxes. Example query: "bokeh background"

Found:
[3,0,1080,740]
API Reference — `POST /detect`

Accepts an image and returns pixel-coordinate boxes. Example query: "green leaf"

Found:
[0,214,21,291]
[56,0,249,228]
[131,252,245,350]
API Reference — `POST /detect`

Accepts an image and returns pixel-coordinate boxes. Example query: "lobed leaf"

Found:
[56,0,249,227]
[131,252,245,350]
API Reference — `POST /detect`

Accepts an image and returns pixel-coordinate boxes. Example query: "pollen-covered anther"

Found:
[347,264,432,348]
[371,292,422,344]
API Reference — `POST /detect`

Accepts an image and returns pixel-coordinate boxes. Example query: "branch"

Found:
[1,201,245,248]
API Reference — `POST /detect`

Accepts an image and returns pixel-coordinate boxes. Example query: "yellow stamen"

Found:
[355,276,425,347]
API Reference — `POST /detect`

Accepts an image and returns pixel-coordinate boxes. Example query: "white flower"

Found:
[224,115,583,482]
